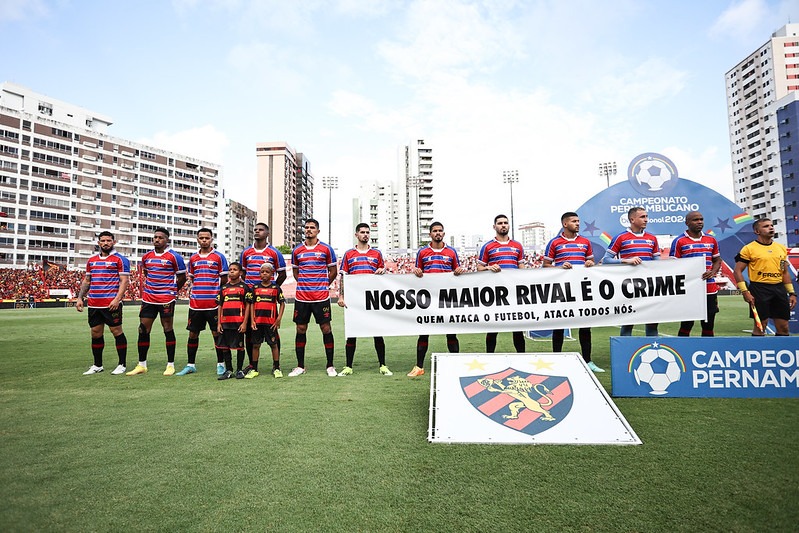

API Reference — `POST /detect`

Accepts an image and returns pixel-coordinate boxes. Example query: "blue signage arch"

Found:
[576,152,755,273]
[574,152,796,333]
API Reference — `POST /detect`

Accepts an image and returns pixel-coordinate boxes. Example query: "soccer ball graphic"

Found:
[635,159,672,191]
[633,347,681,395]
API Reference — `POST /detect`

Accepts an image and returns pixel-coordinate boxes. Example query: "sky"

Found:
[2,0,798,247]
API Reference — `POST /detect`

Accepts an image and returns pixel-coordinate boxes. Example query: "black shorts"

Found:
[706,293,719,316]
[293,300,332,325]
[186,308,218,333]
[88,307,123,328]
[139,301,176,320]
[217,328,244,351]
[250,324,278,347]
[749,282,790,321]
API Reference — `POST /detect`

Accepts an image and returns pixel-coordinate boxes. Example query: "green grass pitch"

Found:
[0,296,796,532]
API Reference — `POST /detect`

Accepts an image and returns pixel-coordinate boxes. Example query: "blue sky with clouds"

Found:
[2,0,798,245]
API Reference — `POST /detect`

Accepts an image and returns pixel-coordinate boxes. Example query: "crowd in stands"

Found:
[0,267,84,300]
[0,252,548,301]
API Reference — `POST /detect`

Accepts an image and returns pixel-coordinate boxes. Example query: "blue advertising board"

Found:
[610,337,799,398]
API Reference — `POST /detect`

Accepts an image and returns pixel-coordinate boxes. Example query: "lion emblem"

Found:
[477,376,556,421]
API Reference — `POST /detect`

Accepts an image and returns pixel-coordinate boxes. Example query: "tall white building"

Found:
[354,139,435,253]
[0,82,221,269]
[255,141,313,248]
[223,197,257,260]
[726,23,799,245]
[400,139,434,249]
[356,180,401,251]
[518,222,548,254]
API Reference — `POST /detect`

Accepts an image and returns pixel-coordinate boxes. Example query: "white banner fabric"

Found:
[343,257,706,338]
[428,353,641,444]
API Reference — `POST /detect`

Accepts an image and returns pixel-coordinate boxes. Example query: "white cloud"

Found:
[328,90,421,134]
[335,0,393,17]
[227,41,308,92]
[709,0,770,41]
[0,0,48,21]
[580,57,688,112]
[377,0,523,82]
[138,125,229,165]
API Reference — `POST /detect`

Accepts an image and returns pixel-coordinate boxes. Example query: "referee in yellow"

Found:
[733,218,797,336]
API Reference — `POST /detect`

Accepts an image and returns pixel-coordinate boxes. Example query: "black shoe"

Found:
[235,370,246,379]
[218,370,234,381]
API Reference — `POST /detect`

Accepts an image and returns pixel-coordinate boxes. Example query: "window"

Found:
[38,102,53,116]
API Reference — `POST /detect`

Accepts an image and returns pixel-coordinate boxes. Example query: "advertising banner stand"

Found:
[611,337,799,398]
[429,352,641,445]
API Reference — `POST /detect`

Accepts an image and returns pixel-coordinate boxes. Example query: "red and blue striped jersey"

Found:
[478,238,524,269]
[340,247,385,275]
[669,232,720,294]
[607,230,659,261]
[188,250,229,310]
[544,234,594,266]
[291,242,337,302]
[85,252,130,308]
[141,249,187,305]
[240,245,286,287]
[416,244,460,273]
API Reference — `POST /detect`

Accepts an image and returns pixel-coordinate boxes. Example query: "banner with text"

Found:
[344,257,706,337]
[610,337,799,398]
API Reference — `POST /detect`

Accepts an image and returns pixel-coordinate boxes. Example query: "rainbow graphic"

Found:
[626,343,687,373]
[706,229,716,236]
[600,232,612,245]
[733,213,754,225]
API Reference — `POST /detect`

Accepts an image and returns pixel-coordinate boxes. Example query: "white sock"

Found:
[167,362,174,368]
[139,361,147,368]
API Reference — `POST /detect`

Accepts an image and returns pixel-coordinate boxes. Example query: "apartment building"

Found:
[223,197,258,260]
[726,23,799,245]
[255,141,313,248]
[353,139,434,254]
[518,221,548,254]
[0,82,221,269]
[357,180,402,252]
[401,139,434,249]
